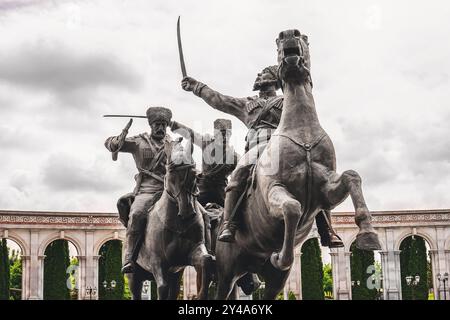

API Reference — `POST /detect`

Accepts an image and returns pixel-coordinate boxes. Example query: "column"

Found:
[82,231,96,300]
[28,231,43,300]
[380,250,401,300]
[285,247,302,299]
[330,247,351,300]
[20,255,30,300]
[430,249,449,300]
[183,266,197,299]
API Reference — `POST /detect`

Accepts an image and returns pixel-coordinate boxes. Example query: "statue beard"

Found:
[151,129,166,140]
[253,79,278,91]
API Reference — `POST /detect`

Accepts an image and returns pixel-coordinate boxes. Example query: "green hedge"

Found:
[400,236,428,300]
[350,242,377,300]
[0,239,9,300]
[98,240,124,300]
[301,238,324,300]
[43,240,71,300]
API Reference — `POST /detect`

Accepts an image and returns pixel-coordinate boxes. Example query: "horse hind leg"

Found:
[127,272,143,300]
[324,170,381,250]
[260,261,291,300]
[268,184,302,271]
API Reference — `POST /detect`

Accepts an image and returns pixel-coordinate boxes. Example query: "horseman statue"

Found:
[104,107,172,274]
[181,67,343,249]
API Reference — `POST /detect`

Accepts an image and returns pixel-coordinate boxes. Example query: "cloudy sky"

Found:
[0,0,449,214]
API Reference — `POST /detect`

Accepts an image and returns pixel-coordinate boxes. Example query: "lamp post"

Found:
[259,282,265,300]
[405,274,420,300]
[351,280,361,287]
[437,272,448,300]
[85,286,97,300]
[103,280,117,291]
[375,275,384,300]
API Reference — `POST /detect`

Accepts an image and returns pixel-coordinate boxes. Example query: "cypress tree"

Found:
[400,236,428,300]
[301,238,324,300]
[350,242,377,300]
[43,240,70,300]
[0,239,10,300]
[98,240,124,300]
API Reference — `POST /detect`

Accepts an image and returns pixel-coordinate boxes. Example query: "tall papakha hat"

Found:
[214,119,232,131]
[146,106,172,125]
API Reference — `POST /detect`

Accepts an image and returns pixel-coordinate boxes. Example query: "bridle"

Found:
[277,33,312,91]
[164,162,198,203]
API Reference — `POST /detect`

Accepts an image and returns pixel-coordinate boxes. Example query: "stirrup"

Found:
[121,261,135,274]
[218,228,235,243]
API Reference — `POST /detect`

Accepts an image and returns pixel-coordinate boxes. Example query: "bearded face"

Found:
[253,69,279,91]
[149,120,168,140]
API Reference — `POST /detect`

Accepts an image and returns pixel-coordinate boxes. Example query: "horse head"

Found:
[164,137,198,220]
[276,29,311,87]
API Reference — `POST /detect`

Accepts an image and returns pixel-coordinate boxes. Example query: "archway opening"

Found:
[0,238,23,300]
[43,239,79,300]
[300,237,325,300]
[399,235,432,300]
[350,242,382,300]
[98,240,126,300]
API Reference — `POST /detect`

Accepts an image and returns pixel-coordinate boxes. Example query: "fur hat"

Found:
[146,107,172,124]
[214,119,232,130]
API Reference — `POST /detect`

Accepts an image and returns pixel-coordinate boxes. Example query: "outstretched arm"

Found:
[104,119,137,156]
[170,120,205,148]
[181,76,248,124]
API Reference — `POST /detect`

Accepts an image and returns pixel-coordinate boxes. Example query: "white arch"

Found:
[94,236,125,256]
[4,231,29,256]
[394,230,436,251]
[38,232,83,257]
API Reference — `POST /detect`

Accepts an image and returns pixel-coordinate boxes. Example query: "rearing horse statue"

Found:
[215,29,381,299]
[135,138,214,299]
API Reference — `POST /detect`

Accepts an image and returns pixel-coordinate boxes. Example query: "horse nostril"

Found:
[278,32,284,40]
[294,29,301,37]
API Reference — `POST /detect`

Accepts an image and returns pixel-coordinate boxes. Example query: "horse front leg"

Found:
[152,262,170,300]
[191,245,214,300]
[127,272,143,300]
[268,184,302,271]
[323,170,381,250]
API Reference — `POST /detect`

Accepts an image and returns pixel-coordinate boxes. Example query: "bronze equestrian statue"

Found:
[207,30,381,299]
[181,66,343,249]
[105,107,173,299]
[104,107,172,274]
[135,137,214,299]
[170,118,238,208]
[170,118,261,296]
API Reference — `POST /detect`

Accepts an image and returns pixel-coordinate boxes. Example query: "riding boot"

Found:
[121,231,140,274]
[217,188,241,243]
[316,210,344,248]
[323,210,344,248]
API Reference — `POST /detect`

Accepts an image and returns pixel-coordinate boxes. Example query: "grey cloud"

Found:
[42,153,123,192]
[0,0,44,12]
[0,41,141,107]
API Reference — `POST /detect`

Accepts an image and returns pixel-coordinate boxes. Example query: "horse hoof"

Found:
[270,252,291,271]
[356,232,382,251]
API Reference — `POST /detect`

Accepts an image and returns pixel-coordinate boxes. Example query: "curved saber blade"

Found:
[177,16,187,78]
[103,115,147,118]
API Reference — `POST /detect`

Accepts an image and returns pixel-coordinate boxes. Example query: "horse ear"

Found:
[301,34,309,46]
